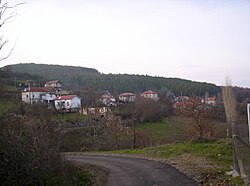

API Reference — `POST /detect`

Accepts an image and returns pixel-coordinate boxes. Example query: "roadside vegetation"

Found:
[92,140,244,185]
[0,104,92,185]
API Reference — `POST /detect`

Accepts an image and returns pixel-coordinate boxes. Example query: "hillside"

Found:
[9,63,99,79]
[3,63,220,96]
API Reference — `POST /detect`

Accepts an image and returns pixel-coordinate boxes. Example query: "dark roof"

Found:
[45,80,61,85]
[120,93,135,97]
[23,87,50,92]
[55,90,70,95]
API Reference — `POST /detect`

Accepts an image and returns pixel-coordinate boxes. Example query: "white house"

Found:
[118,93,136,103]
[141,90,159,101]
[54,95,81,112]
[22,87,50,104]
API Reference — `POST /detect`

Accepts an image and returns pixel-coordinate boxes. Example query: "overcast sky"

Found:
[1,0,250,87]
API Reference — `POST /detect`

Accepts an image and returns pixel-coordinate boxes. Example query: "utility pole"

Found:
[247,104,250,146]
[14,77,17,87]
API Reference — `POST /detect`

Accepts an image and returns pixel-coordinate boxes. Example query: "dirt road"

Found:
[66,155,197,186]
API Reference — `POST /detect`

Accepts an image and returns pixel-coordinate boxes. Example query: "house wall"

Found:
[119,95,135,102]
[55,97,81,112]
[55,99,67,110]
[42,93,56,101]
[22,91,44,104]
[70,97,81,109]
[141,93,158,100]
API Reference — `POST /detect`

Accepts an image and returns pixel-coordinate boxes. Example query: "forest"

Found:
[3,63,220,96]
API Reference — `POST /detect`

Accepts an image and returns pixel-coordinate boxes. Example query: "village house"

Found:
[175,96,190,102]
[19,80,38,88]
[44,80,62,91]
[172,96,188,108]
[98,92,116,106]
[118,92,136,103]
[141,90,159,101]
[22,87,51,104]
[205,97,217,106]
[54,95,81,112]
[21,79,82,112]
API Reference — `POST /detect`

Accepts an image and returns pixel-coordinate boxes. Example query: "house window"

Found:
[26,95,28,98]
[32,95,34,98]
[67,102,70,106]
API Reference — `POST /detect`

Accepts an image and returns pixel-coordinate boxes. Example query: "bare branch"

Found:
[0,1,24,61]
[0,39,8,50]
[0,14,15,27]
[0,38,17,61]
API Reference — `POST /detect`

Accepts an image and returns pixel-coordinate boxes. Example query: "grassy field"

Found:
[109,140,232,166]
[136,118,184,143]
[0,85,20,115]
[136,117,228,144]
[53,112,86,124]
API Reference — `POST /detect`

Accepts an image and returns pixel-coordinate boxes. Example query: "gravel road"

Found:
[66,155,197,186]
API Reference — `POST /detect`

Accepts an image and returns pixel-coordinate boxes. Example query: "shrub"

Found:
[0,104,91,185]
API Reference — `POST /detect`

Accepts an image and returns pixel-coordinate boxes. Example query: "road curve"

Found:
[66,155,197,186]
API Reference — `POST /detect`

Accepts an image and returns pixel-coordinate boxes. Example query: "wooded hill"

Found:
[3,63,220,96]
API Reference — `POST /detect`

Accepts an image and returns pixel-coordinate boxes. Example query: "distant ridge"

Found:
[8,63,99,77]
[5,63,220,96]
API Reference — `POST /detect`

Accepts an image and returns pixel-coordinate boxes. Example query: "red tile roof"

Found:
[207,97,216,101]
[55,95,78,100]
[142,90,158,95]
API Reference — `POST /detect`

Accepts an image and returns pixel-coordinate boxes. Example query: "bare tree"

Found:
[105,114,129,149]
[222,78,237,126]
[177,97,214,140]
[222,77,247,179]
[0,0,23,61]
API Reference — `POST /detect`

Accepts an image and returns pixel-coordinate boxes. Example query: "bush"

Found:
[0,104,91,185]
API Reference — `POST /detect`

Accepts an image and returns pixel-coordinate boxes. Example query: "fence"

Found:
[235,123,250,185]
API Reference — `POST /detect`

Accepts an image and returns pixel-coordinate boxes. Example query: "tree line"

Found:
[5,63,220,96]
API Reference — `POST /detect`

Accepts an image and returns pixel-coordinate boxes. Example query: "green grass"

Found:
[53,113,86,124]
[3,85,19,92]
[0,98,14,115]
[136,118,184,142]
[107,140,232,167]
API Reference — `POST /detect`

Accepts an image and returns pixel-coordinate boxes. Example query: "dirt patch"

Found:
[166,153,226,185]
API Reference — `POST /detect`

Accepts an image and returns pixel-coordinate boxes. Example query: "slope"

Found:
[4,63,220,96]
